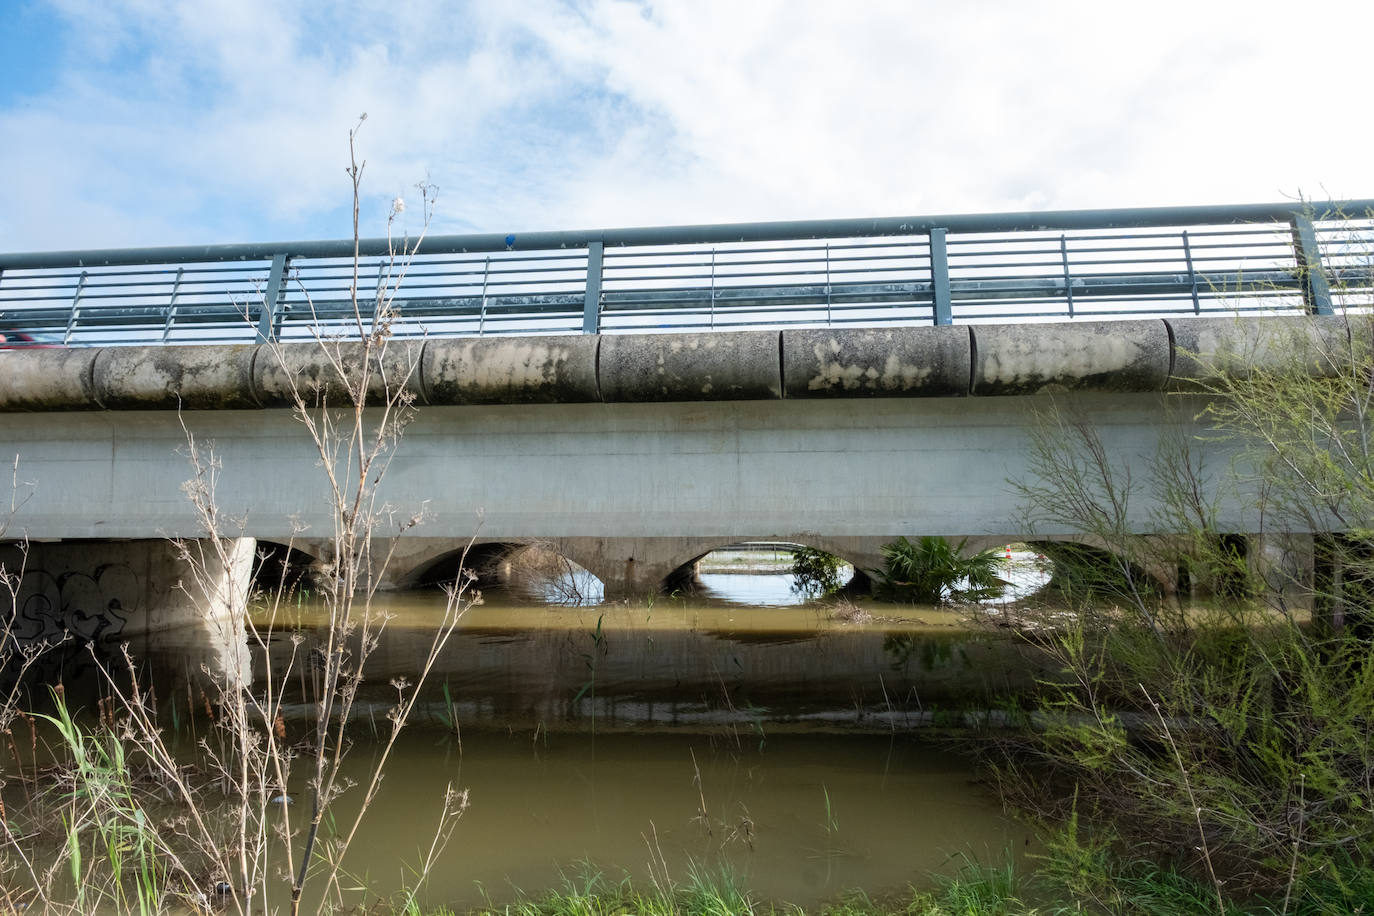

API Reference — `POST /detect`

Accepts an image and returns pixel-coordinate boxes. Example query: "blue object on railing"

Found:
[1,200,1370,345]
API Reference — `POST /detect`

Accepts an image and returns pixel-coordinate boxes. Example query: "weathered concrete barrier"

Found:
[598,330,782,401]
[422,335,599,404]
[972,319,1172,395]
[782,325,970,397]
[1167,315,1353,388]
[0,348,102,410]
[254,338,427,407]
[94,344,260,409]
[0,317,1356,411]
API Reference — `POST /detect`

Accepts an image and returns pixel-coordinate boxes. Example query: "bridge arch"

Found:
[660,537,874,599]
[404,541,524,590]
[1024,537,1176,598]
[402,540,606,604]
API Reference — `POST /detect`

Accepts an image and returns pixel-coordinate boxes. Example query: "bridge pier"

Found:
[1,537,254,686]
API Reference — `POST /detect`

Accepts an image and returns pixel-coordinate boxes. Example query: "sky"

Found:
[1,0,1372,253]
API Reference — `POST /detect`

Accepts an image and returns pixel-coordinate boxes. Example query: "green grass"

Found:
[412,843,1374,916]
[449,860,1031,916]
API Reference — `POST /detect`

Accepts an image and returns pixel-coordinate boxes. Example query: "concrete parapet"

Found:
[971,319,1171,395]
[782,326,970,397]
[254,338,427,407]
[422,335,599,404]
[0,347,100,410]
[1,317,1364,411]
[1167,315,1353,389]
[599,330,782,402]
[93,344,260,409]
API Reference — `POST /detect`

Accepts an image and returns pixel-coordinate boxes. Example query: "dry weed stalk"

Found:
[0,119,476,914]
[195,116,473,915]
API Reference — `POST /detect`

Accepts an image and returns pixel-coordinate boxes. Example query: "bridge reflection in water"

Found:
[255,590,1054,733]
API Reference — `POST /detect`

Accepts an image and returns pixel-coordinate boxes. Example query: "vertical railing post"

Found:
[161,267,184,342]
[1059,235,1075,318]
[582,241,604,334]
[64,271,88,344]
[256,252,290,342]
[929,228,952,325]
[477,256,491,336]
[1182,230,1201,314]
[372,261,388,328]
[1291,215,1334,315]
[824,243,833,326]
[709,248,717,330]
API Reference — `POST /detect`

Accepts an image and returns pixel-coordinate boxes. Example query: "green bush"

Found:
[870,536,1004,604]
[791,546,845,597]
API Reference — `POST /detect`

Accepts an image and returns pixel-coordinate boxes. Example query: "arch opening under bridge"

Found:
[405,541,606,606]
[665,540,870,605]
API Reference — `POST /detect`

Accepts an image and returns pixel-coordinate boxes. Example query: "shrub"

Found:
[791,546,845,597]
[1003,304,1374,903]
[870,536,1004,604]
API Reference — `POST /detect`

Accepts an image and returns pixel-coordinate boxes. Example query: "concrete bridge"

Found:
[0,312,1345,641]
[2,198,1370,644]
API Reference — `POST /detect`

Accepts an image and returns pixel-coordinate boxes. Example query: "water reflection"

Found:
[475,543,1051,611]
[250,594,1052,734]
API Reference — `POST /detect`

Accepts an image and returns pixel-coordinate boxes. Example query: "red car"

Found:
[0,331,62,348]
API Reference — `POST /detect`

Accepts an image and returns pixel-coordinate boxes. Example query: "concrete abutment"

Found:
[1,537,254,686]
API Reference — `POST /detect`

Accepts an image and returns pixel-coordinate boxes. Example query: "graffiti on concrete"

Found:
[5,562,139,647]
[1,560,142,696]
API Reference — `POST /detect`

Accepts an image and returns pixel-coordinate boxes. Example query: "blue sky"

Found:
[2,0,1371,253]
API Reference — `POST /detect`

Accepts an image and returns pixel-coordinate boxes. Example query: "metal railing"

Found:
[1,200,1372,346]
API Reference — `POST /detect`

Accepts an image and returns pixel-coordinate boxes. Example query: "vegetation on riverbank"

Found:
[992,306,1374,911]
[790,546,847,597]
[408,836,1374,915]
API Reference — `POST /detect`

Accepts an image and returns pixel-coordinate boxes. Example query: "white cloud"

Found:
[1,0,1371,251]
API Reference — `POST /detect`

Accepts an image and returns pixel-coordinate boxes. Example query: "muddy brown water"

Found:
[318,729,1030,911]
[4,564,1052,910]
[237,584,1042,909]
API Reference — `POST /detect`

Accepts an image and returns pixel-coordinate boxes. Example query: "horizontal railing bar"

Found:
[4,265,269,280]
[956,241,1291,258]
[605,240,930,258]
[607,253,926,269]
[604,265,921,283]
[5,267,1351,332]
[948,225,1291,244]
[604,252,929,270]
[293,268,582,285]
[6,199,1372,269]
